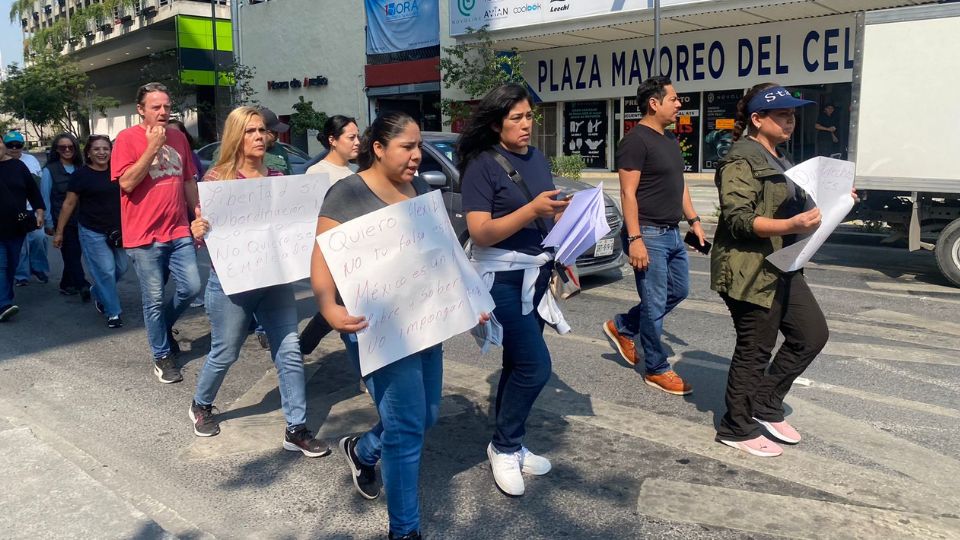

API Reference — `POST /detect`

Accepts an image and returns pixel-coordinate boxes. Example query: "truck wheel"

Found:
[935,218,960,287]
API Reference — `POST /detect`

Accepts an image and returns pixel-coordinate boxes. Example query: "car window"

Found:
[431,141,457,162]
[281,143,311,161]
[197,144,217,160]
[419,150,444,174]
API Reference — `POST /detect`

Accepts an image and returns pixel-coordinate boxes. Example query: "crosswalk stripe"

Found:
[638,479,960,539]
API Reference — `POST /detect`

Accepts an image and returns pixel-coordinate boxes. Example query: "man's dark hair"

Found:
[136,82,169,105]
[637,76,673,116]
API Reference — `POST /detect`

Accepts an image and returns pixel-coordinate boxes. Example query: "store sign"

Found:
[267,76,329,91]
[563,101,607,169]
[702,90,742,171]
[522,14,856,102]
[449,0,695,36]
[367,0,440,54]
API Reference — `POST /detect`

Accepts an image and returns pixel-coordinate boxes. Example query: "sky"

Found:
[1,0,25,70]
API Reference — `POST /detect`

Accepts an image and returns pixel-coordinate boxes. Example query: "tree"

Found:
[289,96,327,137]
[439,27,527,126]
[0,52,118,140]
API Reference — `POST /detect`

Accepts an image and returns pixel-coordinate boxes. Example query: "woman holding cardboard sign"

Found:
[187,106,330,460]
[458,83,570,497]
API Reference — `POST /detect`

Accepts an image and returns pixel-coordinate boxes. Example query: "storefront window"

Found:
[533,103,558,158]
[702,90,743,171]
[563,100,608,169]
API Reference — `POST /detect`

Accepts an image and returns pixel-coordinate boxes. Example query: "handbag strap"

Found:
[485,149,552,238]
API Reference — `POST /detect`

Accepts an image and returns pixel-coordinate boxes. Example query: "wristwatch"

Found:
[626,234,643,244]
[687,215,701,226]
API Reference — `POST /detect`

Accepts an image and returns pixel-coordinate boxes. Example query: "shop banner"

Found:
[563,101,607,170]
[522,14,855,101]
[702,90,741,171]
[669,92,701,173]
[366,0,440,54]
[449,0,696,36]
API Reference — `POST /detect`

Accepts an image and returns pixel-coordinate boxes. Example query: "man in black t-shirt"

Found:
[602,76,705,396]
[815,103,840,157]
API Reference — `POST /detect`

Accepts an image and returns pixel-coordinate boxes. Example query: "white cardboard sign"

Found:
[198,173,331,295]
[317,190,495,376]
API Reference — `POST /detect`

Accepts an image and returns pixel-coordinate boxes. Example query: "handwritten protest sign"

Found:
[767,157,855,272]
[317,190,495,376]
[198,173,331,295]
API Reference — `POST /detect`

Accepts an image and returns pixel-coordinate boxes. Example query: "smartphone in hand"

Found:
[684,230,711,255]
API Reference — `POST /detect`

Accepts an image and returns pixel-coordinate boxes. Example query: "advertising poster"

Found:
[702,89,743,171]
[668,92,702,173]
[622,96,642,137]
[563,101,607,169]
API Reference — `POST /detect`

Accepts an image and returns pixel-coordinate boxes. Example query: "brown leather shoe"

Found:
[644,370,693,396]
[603,320,639,366]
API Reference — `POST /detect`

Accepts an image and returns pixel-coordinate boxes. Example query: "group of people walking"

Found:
[0,75,847,539]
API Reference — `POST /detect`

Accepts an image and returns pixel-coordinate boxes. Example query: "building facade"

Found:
[445,0,938,172]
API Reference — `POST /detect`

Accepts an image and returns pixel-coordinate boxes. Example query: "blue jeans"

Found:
[1,237,25,307]
[342,334,443,536]
[15,228,49,281]
[78,225,128,318]
[615,225,689,375]
[126,237,201,359]
[488,267,553,453]
[195,272,307,428]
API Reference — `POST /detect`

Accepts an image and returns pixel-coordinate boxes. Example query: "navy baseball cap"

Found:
[747,86,815,115]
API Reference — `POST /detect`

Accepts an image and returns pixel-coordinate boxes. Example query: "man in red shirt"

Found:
[111,82,201,384]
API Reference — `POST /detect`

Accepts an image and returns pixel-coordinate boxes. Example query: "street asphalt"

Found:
[2,190,959,539]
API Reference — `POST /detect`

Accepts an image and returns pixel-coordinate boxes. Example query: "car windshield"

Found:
[430,141,457,162]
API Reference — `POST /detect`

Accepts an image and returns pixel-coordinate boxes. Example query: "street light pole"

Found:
[211,0,219,138]
[653,0,661,77]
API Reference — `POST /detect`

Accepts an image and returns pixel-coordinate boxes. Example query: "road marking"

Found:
[823,341,960,367]
[866,281,960,294]
[638,479,960,539]
[858,308,960,336]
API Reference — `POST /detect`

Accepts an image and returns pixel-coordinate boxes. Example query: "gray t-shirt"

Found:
[319,173,431,223]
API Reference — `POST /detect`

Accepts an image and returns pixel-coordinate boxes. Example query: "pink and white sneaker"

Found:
[754,418,801,444]
[719,435,783,457]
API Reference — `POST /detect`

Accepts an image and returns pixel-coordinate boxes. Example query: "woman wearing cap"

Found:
[710,83,853,457]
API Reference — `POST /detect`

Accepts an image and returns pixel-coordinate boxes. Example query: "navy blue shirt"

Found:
[461,146,555,255]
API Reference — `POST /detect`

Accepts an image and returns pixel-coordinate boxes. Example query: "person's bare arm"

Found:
[53,192,79,248]
[118,125,165,193]
[310,217,368,333]
[681,184,706,246]
[619,168,649,270]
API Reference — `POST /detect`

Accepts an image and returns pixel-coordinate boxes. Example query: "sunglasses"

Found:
[5,143,24,149]
[57,145,75,151]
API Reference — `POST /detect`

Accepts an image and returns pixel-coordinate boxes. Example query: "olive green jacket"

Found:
[710,139,803,308]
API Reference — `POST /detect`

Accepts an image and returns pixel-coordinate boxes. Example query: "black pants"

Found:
[299,312,332,356]
[59,224,89,291]
[717,272,828,441]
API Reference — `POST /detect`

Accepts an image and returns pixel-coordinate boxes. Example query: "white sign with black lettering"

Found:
[198,173,331,295]
[317,190,495,376]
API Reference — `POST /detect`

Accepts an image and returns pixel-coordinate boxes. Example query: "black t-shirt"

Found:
[460,146,555,255]
[615,124,685,226]
[67,166,121,234]
[0,159,45,240]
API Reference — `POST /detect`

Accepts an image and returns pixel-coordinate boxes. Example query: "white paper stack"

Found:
[541,183,612,265]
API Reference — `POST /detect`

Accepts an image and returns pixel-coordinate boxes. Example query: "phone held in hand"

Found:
[554,189,575,201]
[684,231,711,255]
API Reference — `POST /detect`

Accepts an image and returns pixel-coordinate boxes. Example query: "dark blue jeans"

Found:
[0,236,25,308]
[342,334,443,536]
[489,266,553,453]
[615,225,689,375]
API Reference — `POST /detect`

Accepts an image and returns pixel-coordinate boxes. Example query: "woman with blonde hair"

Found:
[187,107,329,458]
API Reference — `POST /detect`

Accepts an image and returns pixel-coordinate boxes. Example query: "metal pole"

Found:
[653,0,661,77]
[211,0,219,137]
[231,0,240,65]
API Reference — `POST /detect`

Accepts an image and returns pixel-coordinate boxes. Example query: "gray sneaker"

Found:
[154,355,182,384]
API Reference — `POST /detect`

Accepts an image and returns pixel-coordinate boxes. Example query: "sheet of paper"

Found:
[317,190,495,376]
[766,157,855,272]
[199,173,331,295]
[542,184,611,265]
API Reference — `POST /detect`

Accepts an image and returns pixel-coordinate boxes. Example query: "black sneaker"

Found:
[339,436,380,499]
[388,532,421,540]
[153,355,182,384]
[95,301,105,314]
[59,286,78,296]
[283,426,330,458]
[255,330,269,350]
[189,401,220,437]
[107,316,123,329]
[32,271,48,284]
[79,286,91,302]
[14,279,28,287]
[0,305,19,322]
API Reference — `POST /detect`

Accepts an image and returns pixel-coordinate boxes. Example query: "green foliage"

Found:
[549,154,586,181]
[289,96,327,136]
[439,27,527,126]
[0,52,118,140]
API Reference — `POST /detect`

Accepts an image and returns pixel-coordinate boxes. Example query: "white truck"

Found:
[849,2,960,286]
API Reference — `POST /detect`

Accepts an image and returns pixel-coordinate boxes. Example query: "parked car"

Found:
[196,142,314,175]
[417,131,625,277]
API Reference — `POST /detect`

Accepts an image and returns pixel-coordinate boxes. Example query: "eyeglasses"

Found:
[4,143,24,149]
[57,145,75,151]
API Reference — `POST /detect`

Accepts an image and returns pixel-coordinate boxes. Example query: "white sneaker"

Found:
[487,443,524,496]
[519,446,551,475]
